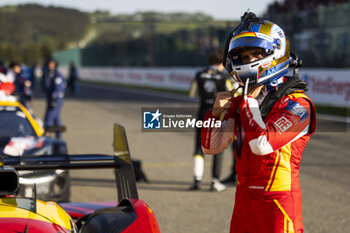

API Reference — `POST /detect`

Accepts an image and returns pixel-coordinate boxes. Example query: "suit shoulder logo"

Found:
[274,116,292,133]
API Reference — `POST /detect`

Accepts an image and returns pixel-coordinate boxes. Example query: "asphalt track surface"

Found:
[32,83,349,233]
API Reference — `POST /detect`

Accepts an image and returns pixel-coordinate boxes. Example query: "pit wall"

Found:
[59,67,350,108]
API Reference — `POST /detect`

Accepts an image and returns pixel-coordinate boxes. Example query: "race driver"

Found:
[201,12,316,233]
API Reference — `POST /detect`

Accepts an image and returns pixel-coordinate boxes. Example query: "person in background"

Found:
[201,12,316,233]
[188,49,237,192]
[0,62,14,96]
[7,62,21,94]
[0,62,17,95]
[17,65,34,112]
[68,62,79,94]
[0,60,6,74]
[29,64,38,91]
[41,59,50,92]
[44,59,66,139]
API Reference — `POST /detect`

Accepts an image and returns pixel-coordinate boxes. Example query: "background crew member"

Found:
[44,59,66,139]
[189,49,237,192]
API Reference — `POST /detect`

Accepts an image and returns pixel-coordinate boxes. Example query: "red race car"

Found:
[0,123,161,233]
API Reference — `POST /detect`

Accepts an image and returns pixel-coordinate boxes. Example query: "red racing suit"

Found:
[201,91,316,233]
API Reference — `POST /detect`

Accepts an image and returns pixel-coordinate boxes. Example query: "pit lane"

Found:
[32,83,350,233]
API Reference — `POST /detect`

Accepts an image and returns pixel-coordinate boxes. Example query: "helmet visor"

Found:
[228,37,274,65]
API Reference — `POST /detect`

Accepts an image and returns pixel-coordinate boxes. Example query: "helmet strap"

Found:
[266,76,286,92]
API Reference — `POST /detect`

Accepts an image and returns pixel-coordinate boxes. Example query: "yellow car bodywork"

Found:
[0,100,44,137]
[0,197,72,231]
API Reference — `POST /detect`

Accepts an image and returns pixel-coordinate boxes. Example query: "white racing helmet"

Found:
[224,12,291,88]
